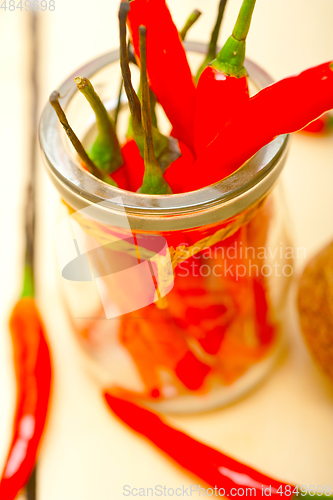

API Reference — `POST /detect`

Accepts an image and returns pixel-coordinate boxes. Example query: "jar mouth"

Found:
[39,41,289,229]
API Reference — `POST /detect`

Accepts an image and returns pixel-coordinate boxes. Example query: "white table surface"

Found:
[0,1,333,498]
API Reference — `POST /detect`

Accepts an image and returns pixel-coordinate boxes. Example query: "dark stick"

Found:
[23,8,40,498]
[22,9,39,298]
[26,467,37,500]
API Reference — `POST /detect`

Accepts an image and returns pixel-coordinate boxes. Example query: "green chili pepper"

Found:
[138,26,172,195]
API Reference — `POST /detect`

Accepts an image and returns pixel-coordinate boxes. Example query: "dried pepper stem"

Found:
[75,76,123,173]
[49,91,117,186]
[139,26,172,195]
[179,9,202,41]
[214,0,256,77]
[195,0,228,81]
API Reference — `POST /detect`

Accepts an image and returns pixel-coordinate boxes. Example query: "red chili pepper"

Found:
[113,139,144,191]
[175,351,211,390]
[300,111,333,134]
[194,0,256,157]
[126,0,196,152]
[104,393,296,499]
[0,298,52,500]
[166,61,333,192]
[253,278,275,346]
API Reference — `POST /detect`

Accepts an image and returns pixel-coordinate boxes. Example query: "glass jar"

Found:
[39,42,293,414]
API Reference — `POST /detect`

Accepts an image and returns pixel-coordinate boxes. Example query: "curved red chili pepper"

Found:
[126,0,196,152]
[194,0,256,157]
[0,298,52,500]
[166,61,333,192]
[104,393,294,499]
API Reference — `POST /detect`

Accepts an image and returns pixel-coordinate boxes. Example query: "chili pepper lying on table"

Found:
[126,0,196,152]
[104,393,331,499]
[194,0,255,157]
[165,61,333,192]
[0,296,52,500]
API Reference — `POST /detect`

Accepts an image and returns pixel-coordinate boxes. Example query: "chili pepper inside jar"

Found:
[39,44,293,413]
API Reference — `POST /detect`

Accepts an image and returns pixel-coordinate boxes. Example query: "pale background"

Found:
[0,0,333,498]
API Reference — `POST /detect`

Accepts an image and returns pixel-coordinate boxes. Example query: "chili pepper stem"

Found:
[179,9,202,41]
[22,264,35,299]
[138,26,172,195]
[119,1,141,134]
[195,0,228,82]
[49,91,118,186]
[114,77,123,128]
[75,76,123,173]
[213,0,256,78]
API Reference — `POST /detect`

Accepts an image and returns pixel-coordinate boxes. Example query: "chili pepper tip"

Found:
[180,9,202,41]
[49,90,60,103]
[74,76,87,90]
[139,25,147,36]
[119,1,130,20]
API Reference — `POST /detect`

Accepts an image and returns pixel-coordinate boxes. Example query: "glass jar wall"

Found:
[40,43,293,413]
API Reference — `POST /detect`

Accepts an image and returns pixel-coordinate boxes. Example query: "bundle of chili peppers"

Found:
[50,0,333,195]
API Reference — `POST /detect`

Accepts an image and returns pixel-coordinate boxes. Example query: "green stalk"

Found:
[180,9,202,41]
[213,0,256,78]
[139,26,172,195]
[195,0,228,82]
[49,91,118,186]
[75,76,123,174]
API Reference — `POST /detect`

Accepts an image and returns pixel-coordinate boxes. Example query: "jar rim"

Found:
[39,41,289,231]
